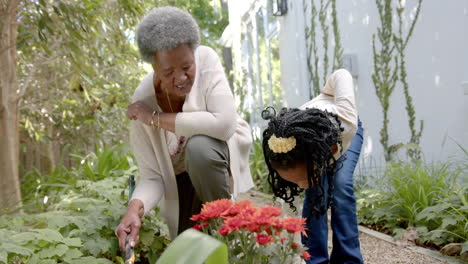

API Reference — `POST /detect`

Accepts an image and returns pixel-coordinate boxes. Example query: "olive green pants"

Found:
[176,135,231,234]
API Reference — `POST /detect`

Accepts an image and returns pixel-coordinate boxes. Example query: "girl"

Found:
[262,69,364,264]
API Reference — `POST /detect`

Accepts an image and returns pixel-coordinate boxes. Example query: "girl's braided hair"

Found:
[261,106,344,218]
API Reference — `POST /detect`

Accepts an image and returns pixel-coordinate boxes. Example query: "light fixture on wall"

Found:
[272,0,288,16]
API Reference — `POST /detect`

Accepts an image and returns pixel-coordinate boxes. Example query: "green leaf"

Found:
[0,251,6,264]
[63,248,83,262]
[28,254,40,263]
[83,237,111,256]
[140,230,155,246]
[37,240,49,248]
[45,214,73,230]
[32,229,64,243]
[68,256,113,264]
[440,218,458,229]
[156,229,228,264]
[11,232,37,244]
[2,243,33,256]
[38,259,57,264]
[152,237,166,250]
[462,241,468,254]
[62,238,82,247]
[37,244,69,258]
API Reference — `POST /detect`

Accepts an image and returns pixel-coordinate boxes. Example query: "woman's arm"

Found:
[127,102,177,133]
[128,121,164,214]
[115,120,164,252]
[127,48,236,140]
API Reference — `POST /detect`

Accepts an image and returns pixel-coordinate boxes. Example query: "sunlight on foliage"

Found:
[1,145,169,263]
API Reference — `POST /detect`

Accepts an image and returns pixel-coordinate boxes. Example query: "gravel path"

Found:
[238,191,455,264]
[357,231,448,264]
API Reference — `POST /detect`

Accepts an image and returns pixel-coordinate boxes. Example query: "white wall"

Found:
[277,0,310,108]
[280,0,468,165]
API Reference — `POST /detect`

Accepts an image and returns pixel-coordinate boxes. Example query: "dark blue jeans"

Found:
[302,120,364,264]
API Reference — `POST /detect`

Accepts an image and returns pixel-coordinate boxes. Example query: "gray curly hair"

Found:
[136,6,201,63]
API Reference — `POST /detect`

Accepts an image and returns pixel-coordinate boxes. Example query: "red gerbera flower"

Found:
[252,215,274,227]
[256,206,282,217]
[222,200,254,217]
[256,233,274,245]
[192,199,233,222]
[245,222,261,233]
[192,223,208,231]
[280,217,307,235]
[225,215,250,231]
[301,250,311,260]
[218,226,232,236]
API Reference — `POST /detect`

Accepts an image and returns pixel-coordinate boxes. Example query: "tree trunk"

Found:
[0,0,21,210]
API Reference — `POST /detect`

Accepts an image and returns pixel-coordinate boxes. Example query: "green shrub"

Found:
[249,138,271,194]
[20,143,135,212]
[1,144,169,263]
[416,184,468,250]
[381,162,457,227]
[355,188,386,228]
[355,160,467,255]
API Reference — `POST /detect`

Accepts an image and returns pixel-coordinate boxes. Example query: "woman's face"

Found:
[275,162,310,189]
[153,43,196,98]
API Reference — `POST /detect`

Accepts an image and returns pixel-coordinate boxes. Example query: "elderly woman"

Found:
[115,6,253,251]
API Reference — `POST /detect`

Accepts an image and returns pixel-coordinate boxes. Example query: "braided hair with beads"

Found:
[261,106,344,219]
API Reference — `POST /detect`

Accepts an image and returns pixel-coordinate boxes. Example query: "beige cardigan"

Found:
[301,69,358,159]
[129,46,254,239]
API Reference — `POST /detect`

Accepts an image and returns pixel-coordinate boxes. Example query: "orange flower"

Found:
[192,199,233,222]
[257,206,282,217]
[279,217,307,235]
[190,199,310,263]
[222,200,256,217]
[256,233,274,245]
[190,213,203,222]
[225,215,250,231]
[252,215,274,227]
[301,250,311,260]
[245,222,261,233]
[272,218,284,230]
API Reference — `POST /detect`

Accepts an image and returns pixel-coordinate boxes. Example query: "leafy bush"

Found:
[381,162,457,227]
[250,138,271,194]
[1,144,170,263]
[20,143,135,212]
[416,184,468,250]
[355,160,467,255]
[355,188,386,228]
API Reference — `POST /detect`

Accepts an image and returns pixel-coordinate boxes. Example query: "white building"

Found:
[223,0,468,169]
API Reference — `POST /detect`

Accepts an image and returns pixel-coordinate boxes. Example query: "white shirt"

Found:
[300,69,358,159]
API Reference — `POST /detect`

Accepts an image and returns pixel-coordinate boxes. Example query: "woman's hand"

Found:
[127,101,153,125]
[115,200,144,252]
